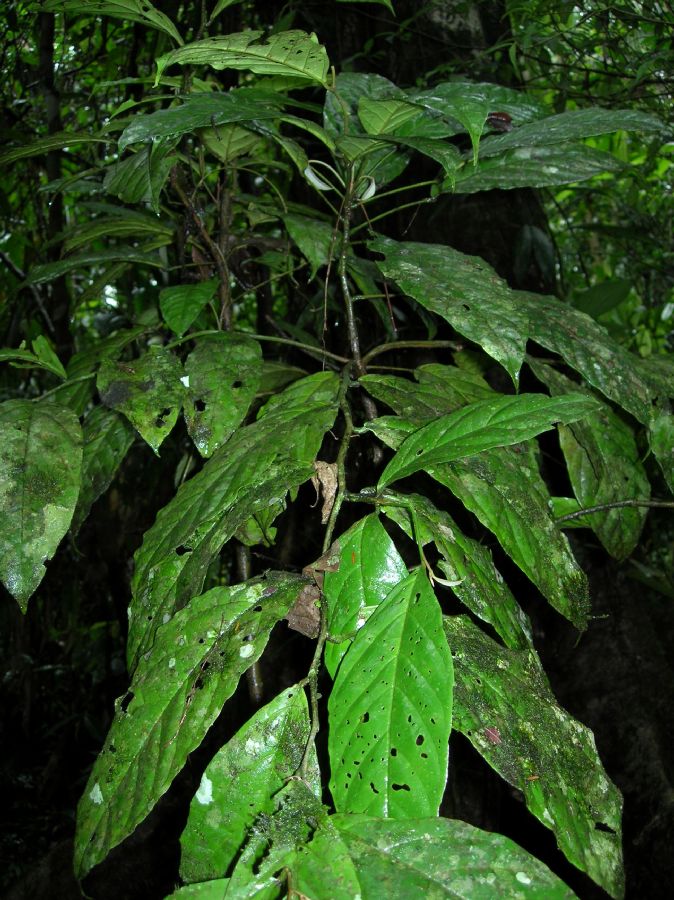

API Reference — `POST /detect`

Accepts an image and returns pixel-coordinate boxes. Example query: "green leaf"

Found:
[382,134,462,183]
[282,212,340,279]
[366,416,590,630]
[128,372,339,670]
[377,393,599,489]
[31,336,67,379]
[180,684,319,884]
[294,814,576,899]
[0,401,82,610]
[479,107,665,159]
[451,144,623,194]
[159,280,219,337]
[42,0,184,46]
[74,573,303,878]
[208,0,243,23]
[322,514,408,678]
[168,882,229,898]
[0,132,111,167]
[361,368,492,423]
[408,81,548,129]
[71,407,135,534]
[572,280,632,319]
[198,123,264,162]
[97,346,184,453]
[530,361,649,561]
[118,89,287,151]
[328,570,452,817]
[446,615,623,898]
[63,213,174,255]
[381,492,533,650]
[369,236,529,385]
[104,139,177,213]
[27,247,164,284]
[155,31,329,87]
[357,98,422,135]
[184,333,262,457]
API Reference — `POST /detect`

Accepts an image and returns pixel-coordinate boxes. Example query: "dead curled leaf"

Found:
[286,583,321,638]
[311,460,338,524]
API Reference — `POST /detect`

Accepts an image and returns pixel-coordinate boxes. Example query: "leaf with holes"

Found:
[530,360,649,561]
[446,615,623,898]
[328,570,452,818]
[97,346,184,454]
[184,334,262,458]
[159,280,219,338]
[370,236,529,385]
[128,372,339,671]
[72,407,135,534]
[381,491,533,651]
[180,684,319,884]
[377,392,599,490]
[155,31,329,87]
[293,814,576,899]
[0,401,82,610]
[74,572,304,879]
[323,514,408,679]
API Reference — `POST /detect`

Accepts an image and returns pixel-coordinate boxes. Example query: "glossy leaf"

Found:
[159,280,219,337]
[530,361,649,560]
[42,0,184,45]
[0,401,82,609]
[208,0,243,23]
[283,213,338,279]
[408,81,548,128]
[198,123,264,162]
[180,684,319,884]
[446,615,623,898]
[71,407,135,534]
[451,144,624,194]
[104,139,177,213]
[479,107,664,159]
[31,336,67,379]
[97,346,184,453]
[75,573,303,878]
[416,362,495,404]
[367,416,589,630]
[63,213,174,255]
[369,235,529,384]
[322,514,408,678]
[377,392,599,489]
[184,333,262,457]
[155,31,329,87]
[328,570,452,818]
[27,247,164,284]
[357,98,422,135]
[381,492,533,650]
[294,814,576,899]
[128,372,339,670]
[119,90,287,151]
[0,132,110,167]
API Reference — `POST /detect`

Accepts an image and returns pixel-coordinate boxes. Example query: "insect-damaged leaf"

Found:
[97,345,184,453]
[184,333,262,457]
[128,372,339,671]
[75,573,304,879]
[0,401,82,609]
[328,571,452,818]
[445,615,623,899]
[180,684,319,884]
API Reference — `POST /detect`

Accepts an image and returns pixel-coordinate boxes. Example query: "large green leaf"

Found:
[0,401,82,610]
[155,31,329,87]
[446,615,623,898]
[479,107,664,159]
[74,573,303,878]
[27,247,164,284]
[293,814,576,899]
[530,361,649,560]
[282,213,338,279]
[184,333,262,457]
[118,89,287,151]
[71,406,135,534]
[159,280,219,337]
[377,392,599,489]
[97,346,184,453]
[357,97,422,135]
[104,138,177,213]
[328,570,452,818]
[381,492,533,651]
[367,416,589,630]
[63,213,174,255]
[128,372,339,670]
[322,514,408,679]
[369,236,530,384]
[42,0,184,45]
[179,684,319,884]
[451,144,624,194]
[408,81,548,128]
[0,132,111,167]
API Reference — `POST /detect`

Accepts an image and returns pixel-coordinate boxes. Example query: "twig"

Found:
[556,498,674,524]
[362,339,463,367]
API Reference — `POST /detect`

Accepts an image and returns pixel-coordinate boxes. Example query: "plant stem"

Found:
[362,339,463,366]
[556,498,674,524]
[35,372,94,401]
[339,173,364,374]
[165,329,350,364]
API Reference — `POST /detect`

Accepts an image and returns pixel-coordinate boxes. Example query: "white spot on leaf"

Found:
[516,872,531,885]
[90,783,103,805]
[196,774,213,805]
[239,643,254,658]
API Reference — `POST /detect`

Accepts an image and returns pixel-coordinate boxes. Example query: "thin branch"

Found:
[362,339,463,367]
[556,498,674,524]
